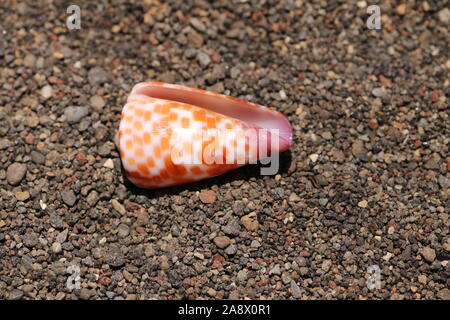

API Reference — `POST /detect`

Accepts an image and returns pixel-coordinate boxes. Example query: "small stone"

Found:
[23,53,36,68]
[213,236,231,249]
[237,270,247,282]
[103,158,114,169]
[309,154,319,162]
[224,244,237,255]
[56,229,68,243]
[6,163,27,186]
[241,213,259,231]
[90,95,105,109]
[330,149,345,163]
[418,275,427,285]
[88,67,109,85]
[222,217,241,236]
[288,192,301,203]
[23,231,39,248]
[111,199,126,215]
[41,85,52,99]
[352,140,366,158]
[30,151,45,164]
[250,240,261,248]
[438,8,450,24]
[207,288,217,297]
[437,288,450,300]
[15,191,30,201]
[79,288,92,300]
[421,247,436,263]
[61,189,77,207]
[86,191,99,206]
[64,106,89,124]
[358,200,368,208]
[424,153,441,169]
[9,289,24,300]
[368,118,379,130]
[0,138,11,150]
[269,264,281,275]
[117,224,130,238]
[356,1,367,8]
[396,4,407,16]
[290,280,302,298]
[197,52,211,68]
[199,190,216,204]
[105,246,125,267]
[52,242,62,253]
[190,17,206,32]
[371,87,385,98]
[321,260,332,272]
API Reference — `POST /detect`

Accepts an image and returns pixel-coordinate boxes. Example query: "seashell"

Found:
[117,81,292,189]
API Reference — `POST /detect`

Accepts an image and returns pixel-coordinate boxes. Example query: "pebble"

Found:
[90,95,105,109]
[64,106,89,123]
[240,213,259,231]
[111,199,126,215]
[321,260,332,272]
[0,138,11,150]
[437,289,450,300]
[52,242,62,253]
[117,224,130,238]
[237,270,247,282]
[421,247,436,263]
[6,163,27,186]
[438,8,450,24]
[61,189,77,207]
[352,140,366,158]
[358,200,368,208]
[197,52,211,68]
[269,264,281,276]
[105,246,125,268]
[224,244,237,255]
[190,17,206,33]
[103,158,114,169]
[15,191,30,201]
[79,288,92,300]
[41,85,52,99]
[290,280,302,298]
[213,236,231,249]
[372,87,385,98]
[199,190,216,204]
[88,67,109,85]
[30,151,45,164]
[288,192,301,203]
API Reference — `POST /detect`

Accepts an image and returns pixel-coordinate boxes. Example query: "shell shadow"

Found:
[122,150,293,199]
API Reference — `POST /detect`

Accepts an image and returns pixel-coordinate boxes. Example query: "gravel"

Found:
[6,163,27,186]
[0,0,448,301]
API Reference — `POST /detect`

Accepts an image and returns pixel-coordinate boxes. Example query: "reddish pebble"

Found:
[75,152,88,164]
[329,280,337,289]
[446,157,450,171]
[368,118,379,130]
[199,190,216,204]
[430,90,440,103]
[300,250,310,257]
[212,255,225,269]
[379,75,391,87]
[25,133,35,144]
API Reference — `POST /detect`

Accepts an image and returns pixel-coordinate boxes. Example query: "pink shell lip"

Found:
[129,81,293,153]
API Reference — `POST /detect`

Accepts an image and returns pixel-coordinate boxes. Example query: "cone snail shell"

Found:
[117,81,292,189]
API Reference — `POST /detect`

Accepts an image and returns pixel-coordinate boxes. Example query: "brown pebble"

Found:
[199,190,216,204]
[213,236,231,249]
[368,118,379,130]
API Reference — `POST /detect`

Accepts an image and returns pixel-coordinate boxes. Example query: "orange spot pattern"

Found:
[118,82,278,189]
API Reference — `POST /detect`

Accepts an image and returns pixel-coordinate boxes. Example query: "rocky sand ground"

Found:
[0,0,449,300]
